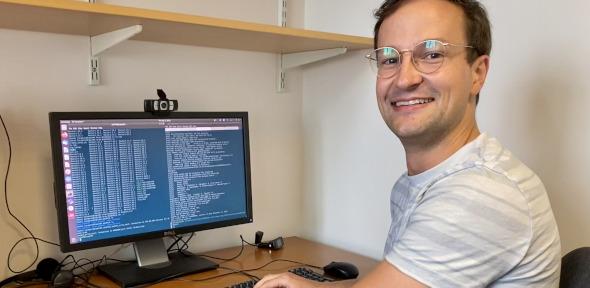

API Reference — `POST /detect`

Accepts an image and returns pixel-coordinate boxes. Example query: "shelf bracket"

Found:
[277,47,347,92]
[278,0,287,27]
[88,25,143,86]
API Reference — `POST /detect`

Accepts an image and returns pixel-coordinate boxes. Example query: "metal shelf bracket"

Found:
[277,47,347,92]
[89,25,143,85]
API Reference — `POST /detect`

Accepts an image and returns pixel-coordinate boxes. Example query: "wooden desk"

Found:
[88,237,379,287]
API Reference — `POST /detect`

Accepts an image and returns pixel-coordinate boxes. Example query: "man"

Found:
[255,0,561,287]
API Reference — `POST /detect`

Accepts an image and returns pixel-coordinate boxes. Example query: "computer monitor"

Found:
[48,112,252,287]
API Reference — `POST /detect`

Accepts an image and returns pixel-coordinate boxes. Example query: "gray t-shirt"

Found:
[384,134,561,287]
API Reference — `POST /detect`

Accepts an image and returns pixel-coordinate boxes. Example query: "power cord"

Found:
[1,113,62,273]
[195,235,250,263]
[57,254,131,288]
[165,233,252,263]
[166,233,194,254]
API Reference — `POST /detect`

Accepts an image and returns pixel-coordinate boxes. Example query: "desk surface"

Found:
[88,237,379,287]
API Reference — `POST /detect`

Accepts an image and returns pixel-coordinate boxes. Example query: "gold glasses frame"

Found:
[365,39,474,78]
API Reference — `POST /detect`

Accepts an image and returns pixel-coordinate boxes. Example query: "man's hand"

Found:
[254,273,346,288]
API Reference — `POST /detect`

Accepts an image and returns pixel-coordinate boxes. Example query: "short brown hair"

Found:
[373,0,491,63]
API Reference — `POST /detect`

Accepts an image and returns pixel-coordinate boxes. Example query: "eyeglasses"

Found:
[365,40,474,78]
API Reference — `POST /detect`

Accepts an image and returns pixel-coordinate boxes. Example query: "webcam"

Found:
[257,236,284,250]
[254,231,284,250]
[144,89,178,114]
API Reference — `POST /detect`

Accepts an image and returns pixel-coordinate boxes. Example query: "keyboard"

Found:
[226,267,334,288]
[289,267,334,282]
[227,279,257,288]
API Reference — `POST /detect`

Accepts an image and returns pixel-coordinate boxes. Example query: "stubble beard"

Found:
[388,108,449,150]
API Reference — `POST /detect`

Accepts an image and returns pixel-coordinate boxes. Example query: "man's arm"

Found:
[352,260,426,288]
[253,260,427,288]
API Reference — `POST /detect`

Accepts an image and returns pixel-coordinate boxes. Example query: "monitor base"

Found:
[97,252,218,287]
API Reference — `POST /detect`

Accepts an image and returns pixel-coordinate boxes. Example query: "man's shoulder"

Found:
[424,165,532,223]
[444,134,544,196]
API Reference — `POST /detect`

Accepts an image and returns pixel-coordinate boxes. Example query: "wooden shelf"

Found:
[0,0,373,54]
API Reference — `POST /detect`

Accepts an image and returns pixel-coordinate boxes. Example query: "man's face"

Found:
[376,0,484,146]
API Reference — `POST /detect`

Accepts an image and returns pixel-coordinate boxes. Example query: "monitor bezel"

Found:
[49,111,253,253]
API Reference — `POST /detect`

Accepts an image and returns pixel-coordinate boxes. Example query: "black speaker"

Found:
[0,258,74,288]
[36,258,61,281]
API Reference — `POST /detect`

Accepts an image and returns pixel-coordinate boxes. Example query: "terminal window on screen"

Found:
[60,118,248,245]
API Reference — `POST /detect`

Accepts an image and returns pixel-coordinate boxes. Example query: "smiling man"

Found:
[254,0,561,287]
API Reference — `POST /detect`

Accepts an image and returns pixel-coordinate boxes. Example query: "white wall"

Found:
[302,0,399,259]
[0,0,304,278]
[302,0,590,260]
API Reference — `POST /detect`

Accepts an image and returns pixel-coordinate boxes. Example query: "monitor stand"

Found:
[97,238,219,287]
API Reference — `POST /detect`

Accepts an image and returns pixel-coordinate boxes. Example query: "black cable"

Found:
[71,257,96,275]
[8,236,60,249]
[57,254,121,288]
[195,234,258,263]
[166,235,185,253]
[6,236,60,275]
[59,254,76,267]
[240,235,258,247]
[166,233,194,254]
[1,113,39,273]
[64,255,130,274]
[1,113,63,274]
[72,257,102,287]
[165,233,247,262]
[60,254,127,288]
[179,233,194,251]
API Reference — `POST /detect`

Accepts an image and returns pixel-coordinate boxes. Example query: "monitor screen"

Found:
[49,112,253,253]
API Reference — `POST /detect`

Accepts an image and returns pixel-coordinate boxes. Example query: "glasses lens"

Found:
[371,47,400,78]
[412,40,445,73]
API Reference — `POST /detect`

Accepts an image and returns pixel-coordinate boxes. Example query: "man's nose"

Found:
[395,53,423,90]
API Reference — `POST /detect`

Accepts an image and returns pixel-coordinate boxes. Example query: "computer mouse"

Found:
[323,261,359,280]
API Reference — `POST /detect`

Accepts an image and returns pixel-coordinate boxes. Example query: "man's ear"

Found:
[470,55,490,98]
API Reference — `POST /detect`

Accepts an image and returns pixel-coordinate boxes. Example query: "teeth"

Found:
[395,98,433,107]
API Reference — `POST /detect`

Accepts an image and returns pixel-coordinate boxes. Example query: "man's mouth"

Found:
[392,98,434,107]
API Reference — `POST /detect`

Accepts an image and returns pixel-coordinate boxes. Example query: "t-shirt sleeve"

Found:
[384,169,532,288]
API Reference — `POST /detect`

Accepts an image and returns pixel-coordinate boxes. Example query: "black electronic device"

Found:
[323,261,359,280]
[254,231,264,245]
[0,258,73,288]
[253,231,284,250]
[256,236,284,250]
[51,270,74,288]
[48,111,253,287]
[289,267,335,282]
[144,89,178,114]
